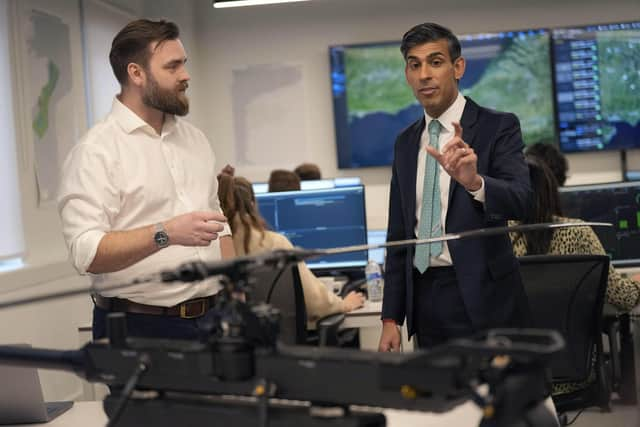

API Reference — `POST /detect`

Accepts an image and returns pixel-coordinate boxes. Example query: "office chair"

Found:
[602,305,637,404]
[518,254,611,413]
[248,263,345,346]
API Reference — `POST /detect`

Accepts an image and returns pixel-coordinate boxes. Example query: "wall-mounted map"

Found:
[27,9,75,203]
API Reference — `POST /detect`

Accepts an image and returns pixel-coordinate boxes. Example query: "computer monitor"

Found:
[299,177,361,191]
[253,177,362,194]
[552,21,640,153]
[559,181,640,266]
[367,229,387,267]
[459,29,555,146]
[252,182,269,194]
[329,27,555,168]
[255,185,368,273]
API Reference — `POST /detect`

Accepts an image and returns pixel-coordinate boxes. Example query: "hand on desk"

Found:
[342,291,365,312]
[379,321,401,352]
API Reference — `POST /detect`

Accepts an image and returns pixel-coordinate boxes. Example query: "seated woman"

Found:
[511,156,640,312]
[511,157,640,397]
[218,175,365,326]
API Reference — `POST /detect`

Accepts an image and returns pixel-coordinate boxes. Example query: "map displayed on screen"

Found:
[331,29,555,168]
[553,21,640,153]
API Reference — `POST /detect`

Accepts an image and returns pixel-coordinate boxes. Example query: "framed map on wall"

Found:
[11,0,87,205]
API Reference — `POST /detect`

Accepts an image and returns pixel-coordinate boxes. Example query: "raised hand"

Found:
[425,121,482,191]
[164,211,227,247]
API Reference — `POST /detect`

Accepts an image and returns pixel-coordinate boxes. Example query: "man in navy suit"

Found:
[379,23,532,350]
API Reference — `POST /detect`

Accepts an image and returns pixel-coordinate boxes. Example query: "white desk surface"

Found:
[343,300,414,351]
[13,400,487,427]
[342,300,382,328]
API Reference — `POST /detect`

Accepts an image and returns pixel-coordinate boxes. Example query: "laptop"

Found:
[0,346,73,424]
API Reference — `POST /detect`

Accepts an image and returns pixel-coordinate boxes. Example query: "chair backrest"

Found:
[248,263,307,345]
[518,254,609,383]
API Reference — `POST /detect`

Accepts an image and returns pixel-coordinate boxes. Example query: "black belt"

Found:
[93,294,217,319]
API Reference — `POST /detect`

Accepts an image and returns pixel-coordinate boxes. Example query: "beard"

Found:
[142,72,189,116]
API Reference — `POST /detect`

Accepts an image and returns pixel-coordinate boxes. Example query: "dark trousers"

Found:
[92,305,218,341]
[412,266,474,349]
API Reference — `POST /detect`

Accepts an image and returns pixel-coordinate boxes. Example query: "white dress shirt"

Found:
[58,97,231,306]
[415,93,485,266]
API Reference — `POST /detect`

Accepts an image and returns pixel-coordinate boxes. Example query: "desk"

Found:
[343,300,413,351]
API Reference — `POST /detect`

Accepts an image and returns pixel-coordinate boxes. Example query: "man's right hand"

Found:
[165,211,227,247]
[378,321,401,352]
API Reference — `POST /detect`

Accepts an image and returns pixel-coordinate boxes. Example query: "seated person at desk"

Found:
[525,141,568,186]
[268,169,301,192]
[510,156,640,313]
[217,175,365,325]
[294,162,322,181]
[510,157,640,398]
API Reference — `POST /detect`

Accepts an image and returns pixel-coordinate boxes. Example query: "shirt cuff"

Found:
[467,176,485,203]
[71,229,107,274]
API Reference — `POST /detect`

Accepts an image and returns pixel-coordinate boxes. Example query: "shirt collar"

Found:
[110,96,177,137]
[423,92,466,135]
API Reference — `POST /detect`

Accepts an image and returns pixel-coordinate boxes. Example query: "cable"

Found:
[563,408,585,426]
[105,354,149,427]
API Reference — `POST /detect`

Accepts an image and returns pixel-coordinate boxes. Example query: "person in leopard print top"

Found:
[510,156,640,312]
[510,156,640,396]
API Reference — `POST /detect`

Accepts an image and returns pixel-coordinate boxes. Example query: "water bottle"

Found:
[365,260,383,302]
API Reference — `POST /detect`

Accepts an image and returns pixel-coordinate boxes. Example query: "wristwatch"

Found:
[154,223,169,248]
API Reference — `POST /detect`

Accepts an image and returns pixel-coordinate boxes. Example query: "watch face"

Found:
[155,231,169,248]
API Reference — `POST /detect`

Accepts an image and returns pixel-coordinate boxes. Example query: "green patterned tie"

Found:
[414,119,443,273]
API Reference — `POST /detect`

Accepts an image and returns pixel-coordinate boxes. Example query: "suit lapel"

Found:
[400,117,425,234]
[448,97,479,204]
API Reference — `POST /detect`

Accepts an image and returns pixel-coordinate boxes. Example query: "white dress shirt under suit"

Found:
[414,93,485,267]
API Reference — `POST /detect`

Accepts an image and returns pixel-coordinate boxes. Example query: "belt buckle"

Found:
[179,299,207,319]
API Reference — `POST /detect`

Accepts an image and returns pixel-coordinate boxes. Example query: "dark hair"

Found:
[268,169,301,192]
[109,19,180,85]
[525,142,568,186]
[513,156,563,254]
[400,22,461,61]
[294,163,322,181]
[218,175,267,254]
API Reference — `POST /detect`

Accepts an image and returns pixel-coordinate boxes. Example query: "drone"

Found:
[0,221,611,427]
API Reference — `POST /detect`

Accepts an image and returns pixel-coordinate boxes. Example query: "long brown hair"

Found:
[218,175,267,253]
[513,156,563,254]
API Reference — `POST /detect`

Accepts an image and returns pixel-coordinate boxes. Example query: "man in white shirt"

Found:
[58,19,235,340]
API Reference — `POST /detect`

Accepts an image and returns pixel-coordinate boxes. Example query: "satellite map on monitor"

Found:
[331,29,555,168]
[553,21,640,153]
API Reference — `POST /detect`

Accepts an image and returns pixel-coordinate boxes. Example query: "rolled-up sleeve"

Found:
[57,143,119,274]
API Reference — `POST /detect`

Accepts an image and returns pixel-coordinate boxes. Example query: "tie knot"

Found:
[428,120,441,146]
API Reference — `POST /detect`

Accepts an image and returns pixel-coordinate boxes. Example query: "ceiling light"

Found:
[213,0,311,8]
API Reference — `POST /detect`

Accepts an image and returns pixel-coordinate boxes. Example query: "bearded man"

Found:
[58,19,235,340]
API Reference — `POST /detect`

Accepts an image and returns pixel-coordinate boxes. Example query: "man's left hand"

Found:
[425,121,482,191]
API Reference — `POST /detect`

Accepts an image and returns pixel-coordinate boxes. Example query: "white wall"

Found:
[190,0,640,229]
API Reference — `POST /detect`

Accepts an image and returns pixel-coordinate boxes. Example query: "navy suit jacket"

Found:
[382,97,533,337]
